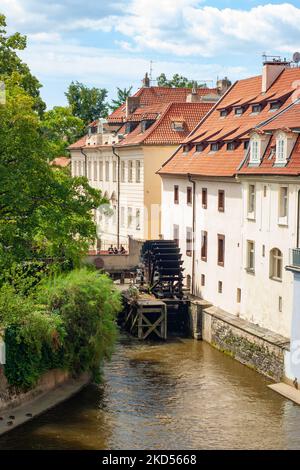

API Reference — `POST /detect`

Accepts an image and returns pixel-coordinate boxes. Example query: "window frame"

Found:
[187,186,192,205]
[217,234,225,267]
[174,185,179,204]
[202,188,207,209]
[270,248,283,282]
[218,190,225,212]
[186,227,193,257]
[246,240,255,273]
[201,230,207,262]
[247,184,256,219]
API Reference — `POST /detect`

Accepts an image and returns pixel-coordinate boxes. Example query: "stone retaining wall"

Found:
[202,306,290,381]
[0,368,71,411]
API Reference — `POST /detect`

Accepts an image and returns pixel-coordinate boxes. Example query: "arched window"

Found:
[270,248,283,281]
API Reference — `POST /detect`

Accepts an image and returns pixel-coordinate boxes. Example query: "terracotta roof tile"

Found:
[159,67,300,177]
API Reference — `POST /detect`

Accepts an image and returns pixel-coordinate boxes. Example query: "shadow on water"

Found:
[1,333,300,449]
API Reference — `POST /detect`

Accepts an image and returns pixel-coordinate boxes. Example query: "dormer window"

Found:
[125,122,138,134]
[91,126,98,134]
[183,144,190,154]
[275,133,287,165]
[210,143,219,152]
[270,101,281,111]
[244,140,250,150]
[195,143,204,153]
[226,142,235,151]
[234,106,244,116]
[220,109,228,118]
[141,120,154,133]
[250,138,259,164]
[252,104,261,114]
[172,121,184,131]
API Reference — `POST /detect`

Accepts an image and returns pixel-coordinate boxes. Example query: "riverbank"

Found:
[0,371,90,437]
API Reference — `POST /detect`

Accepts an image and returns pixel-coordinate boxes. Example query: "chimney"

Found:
[262,58,290,93]
[217,77,232,95]
[142,72,150,88]
[125,96,140,117]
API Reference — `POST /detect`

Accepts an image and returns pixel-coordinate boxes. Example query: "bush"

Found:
[1,268,121,390]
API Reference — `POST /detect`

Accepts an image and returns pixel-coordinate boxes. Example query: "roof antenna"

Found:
[150,60,153,84]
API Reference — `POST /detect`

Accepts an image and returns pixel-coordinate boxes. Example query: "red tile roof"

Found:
[159,67,300,178]
[50,156,71,167]
[108,86,217,123]
[115,102,214,147]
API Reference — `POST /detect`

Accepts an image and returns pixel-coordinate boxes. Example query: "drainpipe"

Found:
[80,147,88,177]
[112,146,120,249]
[188,173,196,296]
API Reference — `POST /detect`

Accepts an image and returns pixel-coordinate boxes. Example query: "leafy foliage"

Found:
[65,81,108,125]
[156,73,206,88]
[0,14,45,116]
[3,269,121,390]
[109,86,133,111]
[41,106,85,158]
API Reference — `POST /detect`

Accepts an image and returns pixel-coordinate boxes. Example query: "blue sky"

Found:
[1,0,300,108]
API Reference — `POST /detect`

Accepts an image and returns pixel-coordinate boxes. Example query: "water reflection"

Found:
[0,335,300,449]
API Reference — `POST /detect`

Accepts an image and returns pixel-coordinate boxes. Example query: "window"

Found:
[201,231,207,261]
[172,121,184,131]
[99,161,103,181]
[279,296,283,312]
[136,209,140,230]
[263,185,267,197]
[195,144,204,152]
[121,207,125,227]
[252,104,261,113]
[93,161,97,181]
[250,139,259,164]
[217,234,225,266]
[279,186,288,220]
[136,160,141,183]
[186,227,192,257]
[105,161,109,182]
[244,140,249,150]
[141,120,154,132]
[227,142,235,151]
[121,161,126,182]
[270,248,283,281]
[128,160,133,182]
[220,109,227,117]
[237,288,241,303]
[246,241,255,273]
[210,143,219,152]
[174,185,179,204]
[201,274,205,286]
[234,106,243,115]
[276,136,286,164]
[173,224,179,246]
[127,207,133,228]
[202,188,207,209]
[186,275,191,290]
[218,190,225,212]
[262,245,265,257]
[248,184,256,216]
[187,186,192,205]
[183,144,190,154]
[113,161,117,182]
[270,101,281,111]
[218,281,223,293]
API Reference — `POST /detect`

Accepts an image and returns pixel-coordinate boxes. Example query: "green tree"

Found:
[0,75,104,272]
[157,73,205,88]
[65,81,108,125]
[42,106,85,158]
[0,14,45,116]
[109,86,133,111]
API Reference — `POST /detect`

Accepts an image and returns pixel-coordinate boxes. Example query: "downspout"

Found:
[80,147,88,177]
[188,173,196,296]
[112,146,120,249]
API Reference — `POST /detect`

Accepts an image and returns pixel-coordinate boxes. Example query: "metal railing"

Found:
[290,248,300,268]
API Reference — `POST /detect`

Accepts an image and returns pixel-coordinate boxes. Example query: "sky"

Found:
[1,0,300,109]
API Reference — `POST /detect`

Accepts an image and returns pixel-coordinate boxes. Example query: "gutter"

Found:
[112,146,121,249]
[188,173,196,296]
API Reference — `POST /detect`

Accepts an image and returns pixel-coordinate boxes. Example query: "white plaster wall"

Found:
[240,179,299,338]
[161,176,242,304]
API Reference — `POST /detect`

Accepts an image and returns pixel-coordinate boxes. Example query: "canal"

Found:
[1,334,300,450]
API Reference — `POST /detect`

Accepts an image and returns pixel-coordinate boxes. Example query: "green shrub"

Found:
[1,268,121,390]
